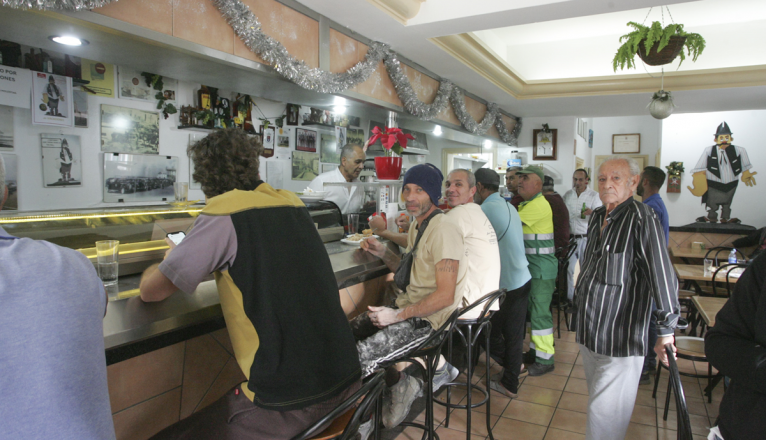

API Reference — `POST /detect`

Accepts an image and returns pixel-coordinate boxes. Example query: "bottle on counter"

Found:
[728,249,738,265]
[580,202,587,219]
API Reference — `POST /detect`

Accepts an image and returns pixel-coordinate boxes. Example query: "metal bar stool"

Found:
[437,289,506,440]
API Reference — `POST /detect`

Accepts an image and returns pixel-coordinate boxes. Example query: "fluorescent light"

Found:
[333,96,347,106]
[433,125,442,136]
[483,140,493,149]
[49,35,88,46]
[333,105,347,114]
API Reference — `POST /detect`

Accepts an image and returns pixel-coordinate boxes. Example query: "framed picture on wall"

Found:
[41,133,82,187]
[612,133,640,153]
[296,127,316,152]
[532,128,557,160]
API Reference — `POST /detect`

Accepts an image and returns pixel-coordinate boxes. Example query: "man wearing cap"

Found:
[358,163,466,428]
[474,168,532,397]
[516,167,558,376]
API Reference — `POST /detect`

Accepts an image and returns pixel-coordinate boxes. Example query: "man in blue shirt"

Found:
[473,169,532,398]
[636,165,671,384]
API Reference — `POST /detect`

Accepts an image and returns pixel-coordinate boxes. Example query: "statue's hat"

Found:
[715,122,732,136]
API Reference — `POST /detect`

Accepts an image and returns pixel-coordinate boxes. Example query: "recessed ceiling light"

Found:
[333,105,347,114]
[49,36,89,46]
[433,125,442,136]
[483,140,493,149]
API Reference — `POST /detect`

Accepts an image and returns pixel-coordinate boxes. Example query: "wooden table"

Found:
[670,247,709,260]
[673,264,743,283]
[692,296,728,328]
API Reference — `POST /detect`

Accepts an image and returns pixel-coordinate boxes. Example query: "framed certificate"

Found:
[612,133,640,154]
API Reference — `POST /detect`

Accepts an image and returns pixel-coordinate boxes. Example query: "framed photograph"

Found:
[118,67,177,104]
[31,72,74,127]
[262,126,275,149]
[277,135,290,148]
[41,134,81,187]
[346,128,364,147]
[588,129,594,149]
[1,153,17,210]
[292,150,319,181]
[335,126,346,149]
[103,153,178,203]
[73,90,88,128]
[100,104,160,154]
[612,133,640,154]
[320,133,339,163]
[296,127,316,152]
[0,105,13,149]
[286,104,300,125]
[532,129,557,160]
[189,133,204,190]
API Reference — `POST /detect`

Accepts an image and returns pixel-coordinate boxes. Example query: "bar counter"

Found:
[104,239,399,365]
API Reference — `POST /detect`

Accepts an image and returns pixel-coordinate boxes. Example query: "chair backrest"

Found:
[704,246,744,266]
[665,344,694,440]
[457,289,507,321]
[712,263,744,297]
[291,370,386,440]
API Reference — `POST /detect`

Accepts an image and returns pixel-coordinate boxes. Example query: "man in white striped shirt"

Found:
[562,169,602,302]
[572,157,680,440]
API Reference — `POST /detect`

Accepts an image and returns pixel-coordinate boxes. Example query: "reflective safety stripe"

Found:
[525,247,556,255]
[529,342,535,350]
[534,350,554,360]
[524,233,554,240]
[531,328,554,337]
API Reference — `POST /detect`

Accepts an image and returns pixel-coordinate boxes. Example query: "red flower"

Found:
[368,126,415,155]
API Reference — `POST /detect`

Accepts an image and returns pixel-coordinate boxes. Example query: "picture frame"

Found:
[296,127,316,152]
[320,133,339,163]
[103,153,178,203]
[286,104,300,125]
[41,133,82,187]
[1,153,18,210]
[0,105,14,149]
[292,150,319,181]
[612,133,641,154]
[346,128,364,147]
[532,128,557,160]
[277,135,290,148]
[100,104,160,154]
[261,126,275,149]
[31,72,74,127]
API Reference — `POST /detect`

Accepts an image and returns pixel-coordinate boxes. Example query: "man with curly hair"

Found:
[139,128,362,440]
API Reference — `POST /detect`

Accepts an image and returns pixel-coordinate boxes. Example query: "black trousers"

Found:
[489,280,532,394]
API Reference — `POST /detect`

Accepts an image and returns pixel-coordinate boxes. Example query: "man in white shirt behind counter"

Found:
[308,143,366,214]
[562,168,602,303]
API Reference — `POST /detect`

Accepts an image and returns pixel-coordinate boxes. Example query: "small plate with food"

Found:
[297,187,325,202]
[341,230,379,245]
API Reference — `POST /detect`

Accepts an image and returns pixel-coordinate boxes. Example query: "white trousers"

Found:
[567,237,588,301]
[579,344,644,440]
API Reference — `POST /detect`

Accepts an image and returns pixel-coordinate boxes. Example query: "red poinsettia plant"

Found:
[368,126,415,156]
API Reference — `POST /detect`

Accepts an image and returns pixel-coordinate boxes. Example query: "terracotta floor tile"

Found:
[558,331,578,343]
[655,392,709,417]
[439,408,498,436]
[636,389,657,407]
[500,399,555,426]
[658,428,708,440]
[515,384,562,407]
[555,351,578,365]
[523,373,569,391]
[544,427,586,440]
[557,392,589,414]
[395,426,427,440]
[570,365,587,380]
[415,398,449,426]
[473,391,512,416]
[434,425,486,440]
[563,378,589,395]
[551,362,574,377]
[549,408,588,434]
[624,422,658,440]
[630,404,657,426]
[554,341,581,353]
[490,417,547,440]
[657,409,712,436]
[574,354,584,365]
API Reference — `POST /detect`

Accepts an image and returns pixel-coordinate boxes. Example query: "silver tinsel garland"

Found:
[383,54,453,120]
[450,89,498,136]
[495,114,522,146]
[1,0,114,9]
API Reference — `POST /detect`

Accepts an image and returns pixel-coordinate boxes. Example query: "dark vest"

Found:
[706,145,741,195]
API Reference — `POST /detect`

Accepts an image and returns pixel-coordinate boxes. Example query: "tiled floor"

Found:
[391,311,722,440]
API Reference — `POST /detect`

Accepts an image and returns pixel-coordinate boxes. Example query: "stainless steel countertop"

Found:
[104,239,399,362]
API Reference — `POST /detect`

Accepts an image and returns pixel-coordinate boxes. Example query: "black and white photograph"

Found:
[262,127,275,149]
[0,105,13,149]
[31,71,74,127]
[73,90,88,128]
[103,153,177,203]
[277,135,290,148]
[101,104,160,154]
[41,133,81,187]
[320,133,339,163]
[189,133,203,190]
[118,67,178,104]
[346,128,364,147]
[1,153,17,210]
[292,150,319,181]
[335,126,346,149]
[286,103,300,125]
[296,127,316,152]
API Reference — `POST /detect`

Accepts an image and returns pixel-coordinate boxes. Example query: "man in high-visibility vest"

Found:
[516,167,557,376]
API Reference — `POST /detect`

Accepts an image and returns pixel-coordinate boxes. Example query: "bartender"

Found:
[308,143,366,214]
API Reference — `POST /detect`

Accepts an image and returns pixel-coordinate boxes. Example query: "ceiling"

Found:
[298,0,766,117]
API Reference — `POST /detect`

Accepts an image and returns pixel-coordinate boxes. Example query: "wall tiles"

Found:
[96,0,173,35]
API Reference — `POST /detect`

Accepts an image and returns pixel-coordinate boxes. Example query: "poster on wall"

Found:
[31,72,74,127]
[101,104,160,154]
[73,90,88,128]
[335,126,346,150]
[103,153,177,203]
[346,128,364,147]
[41,134,81,187]
[118,67,177,104]
[0,105,13,149]
[320,133,339,163]
[292,150,319,181]
[80,59,115,98]
[188,133,203,190]
[0,66,31,109]
[296,127,316,152]
[1,153,18,210]
[277,135,290,148]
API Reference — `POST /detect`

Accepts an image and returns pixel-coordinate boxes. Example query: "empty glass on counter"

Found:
[174,182,189,202]
[95,240,119,286]
[347,214,359,235]
[703,258,714,276]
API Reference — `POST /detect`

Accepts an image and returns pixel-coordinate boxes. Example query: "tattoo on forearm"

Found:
[437,259,458,273]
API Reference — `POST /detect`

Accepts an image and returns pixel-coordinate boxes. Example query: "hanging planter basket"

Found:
[637,36,687,66]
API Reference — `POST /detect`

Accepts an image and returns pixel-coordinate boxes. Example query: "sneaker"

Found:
[432,362,459,392]
[382,374,423,429]
[489,380,518,399]
[639,370,651,386]
[527,362,555,377]
[357,419,373,440]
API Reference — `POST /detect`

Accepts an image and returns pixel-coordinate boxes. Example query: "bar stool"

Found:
[377,309,460,440]
[437,289,506,440]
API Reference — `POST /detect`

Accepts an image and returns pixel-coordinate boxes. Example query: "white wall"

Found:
[660,110,766,227]
[590,115,662,169]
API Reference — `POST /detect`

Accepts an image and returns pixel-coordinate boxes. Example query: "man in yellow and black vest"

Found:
[139,128,361,440]
[516,167,557,376]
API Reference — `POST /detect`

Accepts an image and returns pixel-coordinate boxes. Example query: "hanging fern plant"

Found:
[141,72,178,119]
[612,21,706,72]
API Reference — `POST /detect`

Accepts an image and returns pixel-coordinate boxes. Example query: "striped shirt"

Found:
[691,145,752,184]
[563,187,602,235]
[571,198,680,357]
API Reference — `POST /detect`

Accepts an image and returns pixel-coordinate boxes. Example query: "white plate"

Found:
[341,235,379,246]
[298,195,325,202]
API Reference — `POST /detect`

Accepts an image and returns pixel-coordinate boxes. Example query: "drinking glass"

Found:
[347,214,359,235]
[703,258,714,276]
[96,240,120,286]
[174,182,189,202]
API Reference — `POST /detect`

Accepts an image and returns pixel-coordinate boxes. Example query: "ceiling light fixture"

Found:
[49,35,89,46]
[333,105,347,114]
[483,140,493,149]
[433,125,442,136]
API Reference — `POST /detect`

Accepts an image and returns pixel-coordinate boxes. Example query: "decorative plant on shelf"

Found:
[141,72,177,119]
[368,126,414,156]
[194,109,215,127]
[612,21,706,71]
[648,89,675,119]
